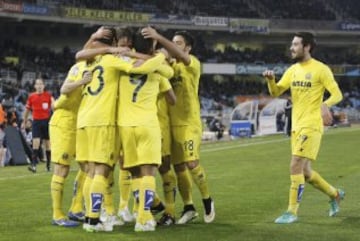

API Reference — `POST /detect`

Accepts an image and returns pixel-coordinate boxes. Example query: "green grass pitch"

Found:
[0,126,359,241]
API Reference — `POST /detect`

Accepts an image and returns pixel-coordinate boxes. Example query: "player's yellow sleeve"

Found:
[159,76,172,93]
[187,55,200,74]
[267,66,292,97]
[321,66,343,107]
[156,63,174,79]
[130,53,166,74]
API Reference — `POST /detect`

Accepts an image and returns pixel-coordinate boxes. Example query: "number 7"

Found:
[130,74,147,102]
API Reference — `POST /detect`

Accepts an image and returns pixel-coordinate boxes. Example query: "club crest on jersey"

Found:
[70,66,79,76]
[305,72,312,80]
[62,153,69,160]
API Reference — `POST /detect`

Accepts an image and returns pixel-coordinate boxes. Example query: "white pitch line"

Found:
[0,127,359,181]
[0,168,78,181]
[202,138,288,153]
[202,126,360,153]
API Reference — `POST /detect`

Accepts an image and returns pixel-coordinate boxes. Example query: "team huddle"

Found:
[25,26,344,233]
[48,26,215,232]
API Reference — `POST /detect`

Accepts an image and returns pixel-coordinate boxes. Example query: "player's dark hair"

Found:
[95,26,118,46]
[116,27,133,44]
[174,30,195,48]
[133,27,154,55]
[294,32,316,53]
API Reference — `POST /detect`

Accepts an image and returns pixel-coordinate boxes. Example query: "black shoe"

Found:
[157,213,175,226]
[177,204,198,224]
[202,197,215,223]
[28,165,36,173]
[151,202,165,215]
[46,166,51,172]
[202,197,213,215]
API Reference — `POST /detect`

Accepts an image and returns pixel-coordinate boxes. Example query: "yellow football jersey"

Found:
[267,58,342,132]
[169,55,201,126]
[53,61,87,112]
[118,69,172,127]
[50,61,87,128]
[157,94,170,130]
[77,53,166,128]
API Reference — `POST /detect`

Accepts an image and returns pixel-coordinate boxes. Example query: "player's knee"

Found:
[186,160,199,170]
[54,163,70,177]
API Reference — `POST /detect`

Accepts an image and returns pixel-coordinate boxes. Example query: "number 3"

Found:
[87,66,104,96]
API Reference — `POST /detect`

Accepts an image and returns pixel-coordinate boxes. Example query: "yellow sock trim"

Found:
[308,170,337,198]
[83,175,93,217]
[104,171,115,215]
[118,169,132,210]
[161,170,176,216]
[51,175,65,220]
[88,175,107,218]
[152,192,161,207]
[189,165,210,199]
[131,177,141,214]
[137,176,155,224]
[69,169,86,213]
[288,174,305,215]
[176,169,193,205]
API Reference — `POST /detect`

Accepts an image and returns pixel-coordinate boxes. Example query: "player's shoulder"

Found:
[189,54,200,65]
[68,61,85,76]
[308,58,328,68]
[101,54,132,64]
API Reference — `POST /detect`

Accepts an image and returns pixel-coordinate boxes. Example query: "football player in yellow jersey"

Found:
[76,27,162,224]
[118,29,176,231]
[76,27,168,232]
[263,32,344,224]
[49,63,92,227]
[142,27,215,224]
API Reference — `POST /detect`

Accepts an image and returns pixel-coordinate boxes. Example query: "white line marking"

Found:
[0,127,358,181]
[202,138,288,153]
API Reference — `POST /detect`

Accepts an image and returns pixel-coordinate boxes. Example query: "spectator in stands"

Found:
[22,119,33,147]
[0,103,5,167]
[209,116,225,140]
[22,78,54,173]
[263,32,344,224]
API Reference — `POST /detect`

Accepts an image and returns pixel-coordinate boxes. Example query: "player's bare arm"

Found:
[165,89,176,105]
[60,71,92,95]
[75,47,130,62]
[321,103,333,126]
[141,26,191,65]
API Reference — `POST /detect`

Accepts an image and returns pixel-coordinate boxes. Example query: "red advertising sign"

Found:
[1,1,23,13]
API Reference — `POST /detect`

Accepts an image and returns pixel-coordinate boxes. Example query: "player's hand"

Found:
[141,26,160,40]
[81,71,93,85]
[321,103,333,126]
[21,121,26,129]
[133,59,144,67]
[91,26,112,40]
[262,70,275,81]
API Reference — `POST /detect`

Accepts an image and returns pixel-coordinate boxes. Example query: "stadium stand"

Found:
[1,0,360,130]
